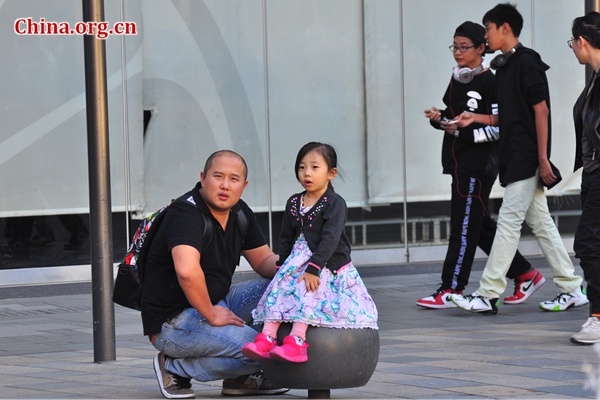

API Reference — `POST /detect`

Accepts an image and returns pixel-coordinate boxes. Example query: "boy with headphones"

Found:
[451,3,587,314]
[419,21,537,310]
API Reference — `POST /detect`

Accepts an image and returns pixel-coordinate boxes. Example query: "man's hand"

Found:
[440,120,458,135]
[298,272,321,292]
[208,305,245,327]
[424,106,442,122]
[539,158,557,186]
[455,112,497,128]
[455,111,474,127]
[173,245,244,327]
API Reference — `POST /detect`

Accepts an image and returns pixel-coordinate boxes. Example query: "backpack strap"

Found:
[233,204,249,246]
[171,194,214,254]
[127,197,244,310]
[136,208,170,284]
[200,213,213,253]
[199,205,248,251]
[141,199,249,259]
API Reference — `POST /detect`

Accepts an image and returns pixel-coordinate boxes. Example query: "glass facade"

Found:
[0,1,585,277]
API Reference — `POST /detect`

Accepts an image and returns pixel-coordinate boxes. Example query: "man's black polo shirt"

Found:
[140,182,267,336]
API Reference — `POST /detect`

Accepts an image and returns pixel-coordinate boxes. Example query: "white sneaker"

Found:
[450,292,499,314]
[539,286,589,311]
[571,317,600,345]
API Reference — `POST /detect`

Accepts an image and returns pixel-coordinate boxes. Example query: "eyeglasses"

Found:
[569,36,590,49]
[449,45,475,53]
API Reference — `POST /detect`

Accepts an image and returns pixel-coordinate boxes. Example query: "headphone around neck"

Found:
[452,65,484,83]
[490,43,522,69]
[452,64,484,84]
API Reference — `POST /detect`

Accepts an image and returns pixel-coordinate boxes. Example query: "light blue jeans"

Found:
[152,278,270,382]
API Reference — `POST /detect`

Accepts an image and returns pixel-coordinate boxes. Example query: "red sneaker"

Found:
[269,335,309,363]
[504,269,546,304]
[416,288,462,309]
[241,333,277,360]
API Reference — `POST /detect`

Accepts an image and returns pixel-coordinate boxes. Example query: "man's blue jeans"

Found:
[152,278,270,382]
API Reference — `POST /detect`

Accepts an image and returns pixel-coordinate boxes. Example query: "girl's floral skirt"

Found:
[252,234,378,329]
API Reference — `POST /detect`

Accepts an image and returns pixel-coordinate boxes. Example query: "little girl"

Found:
[242,142,378,363]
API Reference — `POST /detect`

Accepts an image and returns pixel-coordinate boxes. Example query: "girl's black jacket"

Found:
[277,187,351,277]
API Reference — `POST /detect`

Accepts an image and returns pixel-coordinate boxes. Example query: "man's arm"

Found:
[456,112,498,127]
[172,244,244,327]
[532,100,556,186]
[242,244,278,279]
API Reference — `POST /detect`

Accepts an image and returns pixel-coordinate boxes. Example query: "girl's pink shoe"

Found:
[269,335,309,363]
[241,333,276,360]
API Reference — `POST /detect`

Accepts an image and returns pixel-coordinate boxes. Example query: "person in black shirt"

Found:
[418,21,535,310]
[452,3,586,314]
[140,150,288,398]
[568,12,600,344]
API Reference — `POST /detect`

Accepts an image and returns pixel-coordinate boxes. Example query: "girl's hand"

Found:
[298,272,321,292]
[424,106,442,122]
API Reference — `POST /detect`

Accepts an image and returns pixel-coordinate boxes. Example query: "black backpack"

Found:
[112,198,249,311]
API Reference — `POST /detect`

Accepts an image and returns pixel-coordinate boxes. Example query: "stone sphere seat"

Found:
[260,323,379,397]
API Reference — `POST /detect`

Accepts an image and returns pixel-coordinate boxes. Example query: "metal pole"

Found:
[261,0,273,249]
[399,0,409,262]
[586,0,600,82]
[82,0,116,363]
[530,1,535,49]
[361,0,369,207]
[586,0,600,15]
[119,0,131,243]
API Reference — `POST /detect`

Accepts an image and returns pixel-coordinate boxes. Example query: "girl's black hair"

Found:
[573,11,600,50]
[294,142,339,191]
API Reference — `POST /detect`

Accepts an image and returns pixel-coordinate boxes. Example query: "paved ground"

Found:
[0,257,598,399]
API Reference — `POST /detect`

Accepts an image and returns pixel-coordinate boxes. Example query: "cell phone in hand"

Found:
[441,117,459,124]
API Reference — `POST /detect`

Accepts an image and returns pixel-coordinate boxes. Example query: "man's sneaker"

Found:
[269,335,310,363]
[571,317,600,345]
[539,286,589,311]
[504,269,546,304]
[241,333,277,360]
[450,292,499,315]
[416,288,461,309]
[221,372,289,396]
[153,353,195,399]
